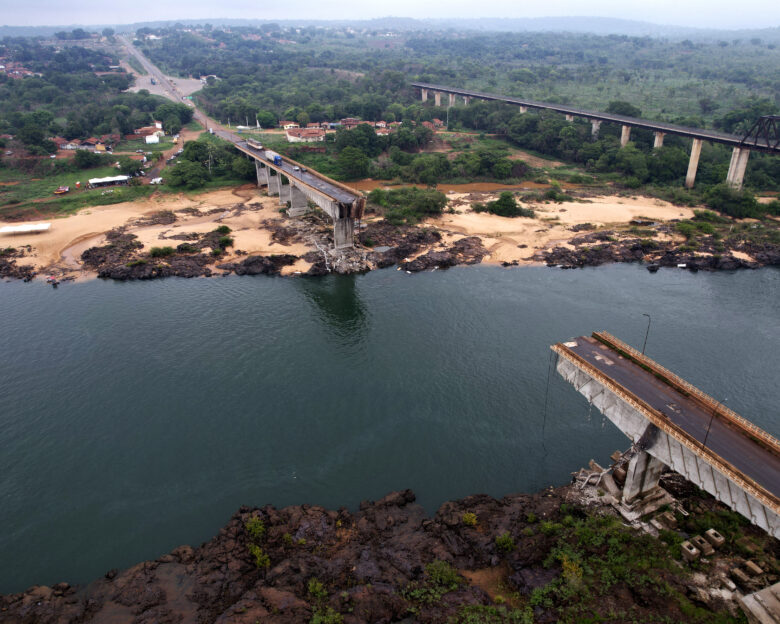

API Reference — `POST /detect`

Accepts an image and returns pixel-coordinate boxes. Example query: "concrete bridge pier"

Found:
[591,120,601,138]
[266,170,279,196]
[620,125,632,147]
[463,96,470,106]
[448,93,456,107]
[277,175,285,205]
[434,92,442,107]
[287,184,310,217]
[565,114,574,122]
[254,161,267,188]
[653,132,665,149]
[726,147,750,190]
[622,450,667,505]
[421,88,428,103]
[334,216,354,249]
[519,106,528,114]
[685,138,703,189]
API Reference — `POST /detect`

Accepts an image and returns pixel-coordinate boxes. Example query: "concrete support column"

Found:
[519,106,528,114]
[334,218,354,249]
[620,125,632,147]
[448,93,455,107]
[287,185,310,217]
[685,138,703,189]
[267,171,279,196]
[463,96,470,106]
[622,451,666,504]
[726,147,750,190]
[434,92,441,107]
[254,160,264,187]
[565,114,574,122]
[421,88,428,103]
[591,120,602,138]
[653,132,665,149]
[277,174,285,205]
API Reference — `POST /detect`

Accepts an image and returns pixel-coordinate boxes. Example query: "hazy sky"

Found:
[1,0,778,29]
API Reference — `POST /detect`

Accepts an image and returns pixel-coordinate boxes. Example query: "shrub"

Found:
[216,225,231,234]
[308,578,328,601]
[249,544,270,568]
[211,248,222,256]
[495,532,516,553]
[176,243,198,253]
[310,606,343,624]
[462,512,478,527]
[217,235,234,248]
[705,183,762,218]
[149,246,175,258]
[245,516,266,542]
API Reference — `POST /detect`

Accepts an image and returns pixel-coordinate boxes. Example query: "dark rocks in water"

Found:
[647,264,660,273]
[400,237,488,273]
[0,247,35,281]
[135,210,177,226]
[220,254,298,276]
[97,254,214,280]
[81,230,143,269]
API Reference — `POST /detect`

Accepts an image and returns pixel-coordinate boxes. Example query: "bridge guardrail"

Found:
[552,342,780,516]
[592,331,780,455]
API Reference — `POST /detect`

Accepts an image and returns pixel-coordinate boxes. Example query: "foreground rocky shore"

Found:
[3,476,773,624]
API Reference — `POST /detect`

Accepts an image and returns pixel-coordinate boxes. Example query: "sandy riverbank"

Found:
[425,193,694,266]
[0,187,710,281]
[0,186,314,279]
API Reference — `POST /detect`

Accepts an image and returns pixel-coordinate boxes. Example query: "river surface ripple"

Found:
[0,264,777,592]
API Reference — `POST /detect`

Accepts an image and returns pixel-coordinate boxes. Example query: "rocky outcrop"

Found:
[218,254,298,276]
[0,246,35,280]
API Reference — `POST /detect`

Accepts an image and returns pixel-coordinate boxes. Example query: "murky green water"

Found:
[1,265,777,592]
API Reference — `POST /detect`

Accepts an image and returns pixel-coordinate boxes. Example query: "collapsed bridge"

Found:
[552,332,780,538]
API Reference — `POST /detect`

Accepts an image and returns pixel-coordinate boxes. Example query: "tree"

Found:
[606,101,642,118]
[102,28,115,37]
[74,149,102,169]
[167,160,210,189]
[338,146,370,179]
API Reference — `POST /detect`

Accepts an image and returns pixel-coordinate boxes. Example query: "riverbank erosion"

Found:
[1,186,778,283]
[2,478,774,624]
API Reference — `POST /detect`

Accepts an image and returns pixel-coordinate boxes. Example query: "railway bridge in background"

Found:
[552,332,780,538]
[413,82,780,191]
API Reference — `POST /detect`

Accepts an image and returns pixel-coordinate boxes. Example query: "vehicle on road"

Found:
[150,177,163,185]
[292,165,300,171]
[246,138,263,151]
[265,150,283,166]
[54,186,69,195]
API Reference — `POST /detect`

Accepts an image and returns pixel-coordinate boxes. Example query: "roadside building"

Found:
[279,121,299,130]
[145,135,160,144]
[433,118,445,128]
[340,118,360,129]
[285,128,326,143]
[422,121,436,130]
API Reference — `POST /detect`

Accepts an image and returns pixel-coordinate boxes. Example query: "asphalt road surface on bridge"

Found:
[566,336,780,499]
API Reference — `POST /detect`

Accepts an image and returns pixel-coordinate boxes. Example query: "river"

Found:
[0,265,778,592]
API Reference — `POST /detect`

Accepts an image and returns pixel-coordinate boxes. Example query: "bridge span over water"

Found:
[413,82,779,191]
[552,332,780,538]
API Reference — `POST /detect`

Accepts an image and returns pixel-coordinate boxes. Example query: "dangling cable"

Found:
[542,350,557,453]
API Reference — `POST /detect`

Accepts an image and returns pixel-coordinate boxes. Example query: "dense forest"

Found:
[0,38,179,155]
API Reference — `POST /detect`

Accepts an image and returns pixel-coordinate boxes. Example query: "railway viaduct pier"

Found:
[415,83,780,191]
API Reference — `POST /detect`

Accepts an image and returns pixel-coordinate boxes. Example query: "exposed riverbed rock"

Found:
[0,246,35,280]
[218,254,298,276]
[0,484,757,624]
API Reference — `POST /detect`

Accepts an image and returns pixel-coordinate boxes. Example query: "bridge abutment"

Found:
[653,132,665,149]
[685,138,703,188]
[726,147,750,190]
[622,450,667,504]
[620,125,632,147]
